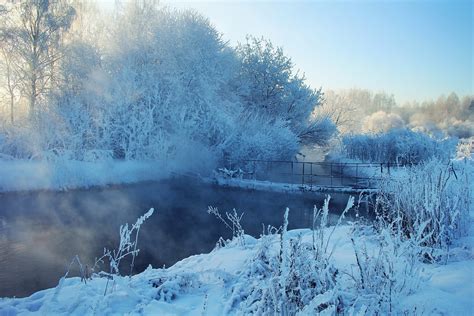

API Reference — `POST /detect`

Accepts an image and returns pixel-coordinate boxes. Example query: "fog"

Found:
[0,176,359,297]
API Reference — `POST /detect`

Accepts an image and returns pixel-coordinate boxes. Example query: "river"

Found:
[0,176,359,297]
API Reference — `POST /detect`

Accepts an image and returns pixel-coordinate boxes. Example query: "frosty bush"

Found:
[152,272,203,302]
[225,197,354,315]
[349,220,423,314]
[215,191,459,314]
[53,208,155,298]
[221,116,300,163]
[375,159,470,260]
[342,128,457,164]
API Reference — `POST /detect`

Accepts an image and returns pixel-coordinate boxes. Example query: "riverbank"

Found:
[1,221,472,315]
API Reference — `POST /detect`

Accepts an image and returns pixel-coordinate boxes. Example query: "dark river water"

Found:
[0,176,360,298]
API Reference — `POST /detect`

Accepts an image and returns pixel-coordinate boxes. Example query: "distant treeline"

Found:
[319,89,473,139]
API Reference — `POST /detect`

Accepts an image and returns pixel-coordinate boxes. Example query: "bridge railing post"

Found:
[302,162,305,187]
[330,163,333,187]
[341,164,344,186]
[253,160,256,180]
[356,164,359,187]
[291,161,294,184]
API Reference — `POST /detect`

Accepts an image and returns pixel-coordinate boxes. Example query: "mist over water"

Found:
[0,176,358,298]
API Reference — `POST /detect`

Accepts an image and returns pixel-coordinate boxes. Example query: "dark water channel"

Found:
[0,176,360,298]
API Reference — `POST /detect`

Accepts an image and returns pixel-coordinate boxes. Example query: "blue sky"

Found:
[167,0,472,103]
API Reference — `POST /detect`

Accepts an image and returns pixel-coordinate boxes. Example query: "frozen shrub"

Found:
[221,116,299,163]
[342,128,457,164]
[349,220,423,314]
[376,159,470,260]
[95,208,155,277]
[362,111,405,133]
[152,272,203,302]
[225,197,353,315]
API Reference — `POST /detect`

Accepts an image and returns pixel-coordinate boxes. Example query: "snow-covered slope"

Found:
[1,224,472,315]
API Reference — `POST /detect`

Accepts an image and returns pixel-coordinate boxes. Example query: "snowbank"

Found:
[1,224,472,315]
[209,176,377,194]
[0,159,171,192]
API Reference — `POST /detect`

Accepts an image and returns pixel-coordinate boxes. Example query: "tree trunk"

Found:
[10,93,14,124]
[29,71,37,119]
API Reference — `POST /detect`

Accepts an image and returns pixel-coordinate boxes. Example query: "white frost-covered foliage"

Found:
[349,220,424,314]
[234,36,335,147]
[221,116,299,162]
[375,159,471,258]
[94,208,155,278]
[342,128,457,164]
[0,3,334,168]
[362,110,405,133]
[224,197,354,315]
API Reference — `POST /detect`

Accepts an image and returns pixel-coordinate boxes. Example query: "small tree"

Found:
[0,4,21,123]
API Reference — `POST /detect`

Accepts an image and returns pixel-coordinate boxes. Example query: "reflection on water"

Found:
[0,176,359,298]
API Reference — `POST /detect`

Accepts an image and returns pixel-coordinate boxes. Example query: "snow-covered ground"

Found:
[209,176,377,194]
[1,218,472,315]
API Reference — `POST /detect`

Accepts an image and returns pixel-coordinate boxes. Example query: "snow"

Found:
[208,174,378,194]
[1,220,472,315]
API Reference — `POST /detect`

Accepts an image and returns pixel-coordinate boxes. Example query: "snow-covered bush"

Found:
[152,272,203,303]
[456,139,473,159]
[221,116,299,163]
[375,159,471,260]
[349,220,423,314]
[362,110,405,133]
[342,128,457,164]
[225,197,354,315]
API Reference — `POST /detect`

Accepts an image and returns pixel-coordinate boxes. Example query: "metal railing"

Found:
[222,159,402,189]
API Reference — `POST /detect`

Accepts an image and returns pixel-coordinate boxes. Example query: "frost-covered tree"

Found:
[362,111,405,133]
[312,90,359,134]
[99,3,239,159]
[0,2,332,165]
[0,0,76,118]
[0,4,22,123]
[320,89,398,134]
[234,36,334,146]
